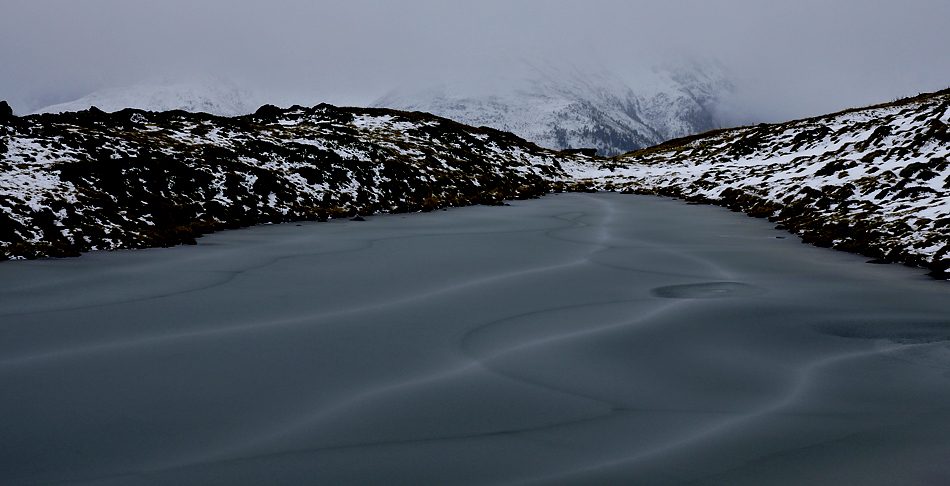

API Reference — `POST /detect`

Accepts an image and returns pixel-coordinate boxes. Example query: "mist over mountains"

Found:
[32,60,734,156]
[5,1,949,129]
[32,77,260,118]
[374,60,733,156]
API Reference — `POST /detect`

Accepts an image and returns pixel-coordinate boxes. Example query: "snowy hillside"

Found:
[570,89,950,277]
[2,89,949,277]
[33,79,259,117]
[374,60,732,156]
[0,104,591,259]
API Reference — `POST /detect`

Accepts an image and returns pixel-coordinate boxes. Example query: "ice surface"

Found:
[2,194,950,485]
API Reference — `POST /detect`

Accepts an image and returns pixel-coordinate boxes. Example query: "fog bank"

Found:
[2,1,949,124]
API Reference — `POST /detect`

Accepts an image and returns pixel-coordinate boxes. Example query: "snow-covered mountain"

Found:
[33,78,259,117]
[373,60,733,156]
[30,60,732,157]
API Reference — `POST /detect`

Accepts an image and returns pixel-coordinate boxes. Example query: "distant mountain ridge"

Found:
[33,79,258,117]
[31,62,732,157]
[373,61,732,156]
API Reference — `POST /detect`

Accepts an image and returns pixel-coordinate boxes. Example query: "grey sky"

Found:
[2,0,948,124]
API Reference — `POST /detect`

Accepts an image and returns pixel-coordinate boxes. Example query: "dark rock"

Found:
[561,148,598,157]
[253,104,283,123]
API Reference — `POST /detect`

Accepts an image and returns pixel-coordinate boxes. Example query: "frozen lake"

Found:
[2,193,950,485]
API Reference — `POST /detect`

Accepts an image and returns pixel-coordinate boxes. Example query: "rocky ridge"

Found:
[0,104,590,259]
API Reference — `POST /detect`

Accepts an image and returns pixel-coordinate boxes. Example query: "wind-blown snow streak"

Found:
[3,193,950,485]
[494,343,909,486]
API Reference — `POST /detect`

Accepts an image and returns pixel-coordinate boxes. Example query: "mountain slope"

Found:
[570,89,950,276]
[0,104,591,259]
[373,61,732,157]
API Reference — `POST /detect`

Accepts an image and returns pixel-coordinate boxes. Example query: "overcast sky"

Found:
[2,0,949,124]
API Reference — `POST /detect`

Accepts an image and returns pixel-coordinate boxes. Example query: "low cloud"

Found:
[3,0,948,124]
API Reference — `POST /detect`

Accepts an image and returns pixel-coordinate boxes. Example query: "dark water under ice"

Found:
[2,193,950,486]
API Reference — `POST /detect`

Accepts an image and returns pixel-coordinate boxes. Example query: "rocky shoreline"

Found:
[2,91,949,279]
[0,104,587,259]
[567,89,950,278]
